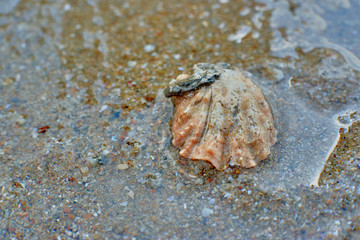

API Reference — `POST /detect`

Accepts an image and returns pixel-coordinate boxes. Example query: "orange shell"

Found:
[168,64,277,170]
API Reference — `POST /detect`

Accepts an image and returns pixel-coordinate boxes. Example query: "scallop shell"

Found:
[164,63,277,170]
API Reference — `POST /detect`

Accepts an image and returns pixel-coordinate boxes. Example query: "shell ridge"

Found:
[174,87,212,157]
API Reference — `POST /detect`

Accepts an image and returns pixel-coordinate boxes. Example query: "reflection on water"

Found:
[264,0,360,188]
[266,0,360,71]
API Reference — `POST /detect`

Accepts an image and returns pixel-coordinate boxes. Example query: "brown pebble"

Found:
[117,163,129,170]
[37,125,50,134]
[68,177,76,182]
[18,212,28,217]
[63,207,71,213]
[84,213,92,221]
[144,94,155,102]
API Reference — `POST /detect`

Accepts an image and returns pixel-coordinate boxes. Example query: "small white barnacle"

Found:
[164,63,277,170]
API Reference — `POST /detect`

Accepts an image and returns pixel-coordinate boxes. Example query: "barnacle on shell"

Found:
[164,63,277,170]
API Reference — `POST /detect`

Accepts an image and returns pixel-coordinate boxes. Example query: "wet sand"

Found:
[0,0,359,239]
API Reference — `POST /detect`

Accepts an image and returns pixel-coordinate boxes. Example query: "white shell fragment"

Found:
[164,63,277,170]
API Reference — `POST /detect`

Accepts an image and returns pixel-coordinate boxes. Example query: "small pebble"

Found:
[173,54,181,60]
[195,178,204,185]
[80,167,89,174]
[144,44,155,53]
[239,8,251,16]
[127,61,137,68]
[117,163,129,170]
[202,207,214,217]
[125,186,135,199]
[99,105,109,113]
[64,3,71,11]
[127,190,134,199]
[16,115,25,125]
[227,25,252,43]
[209,199,216,205]
[176,182,184,191]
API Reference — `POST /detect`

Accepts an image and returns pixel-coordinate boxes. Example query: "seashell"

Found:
[164,63,277,170]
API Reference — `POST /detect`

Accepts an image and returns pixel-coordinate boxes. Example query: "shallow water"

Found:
[148,0,360,190]
[1,0,360,239]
